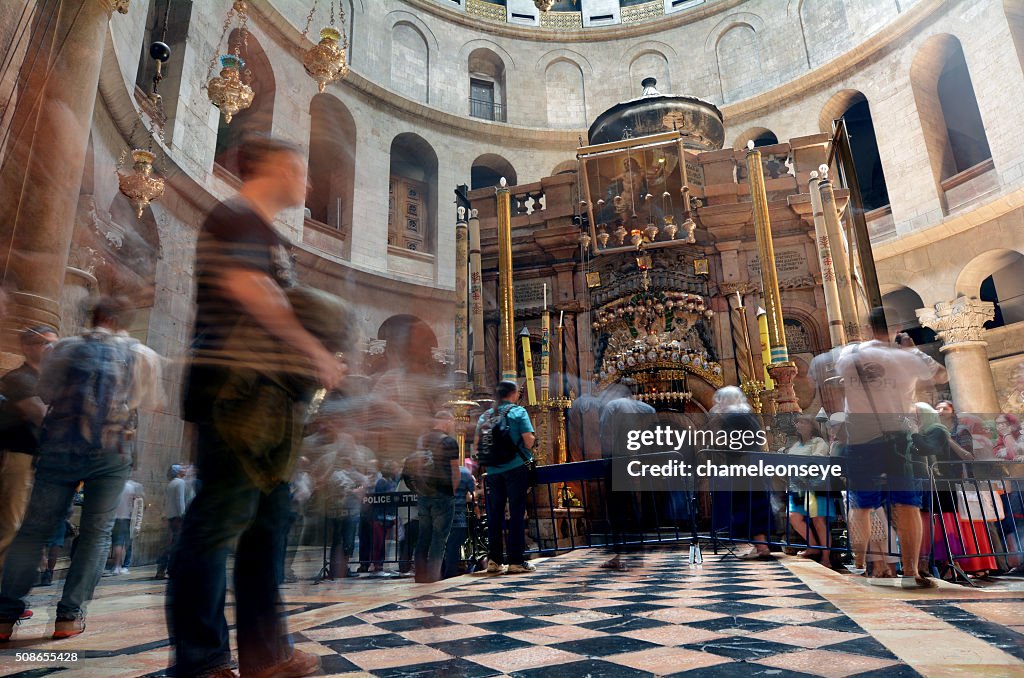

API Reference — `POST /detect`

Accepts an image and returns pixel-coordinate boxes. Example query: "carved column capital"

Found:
[916,296,994,347]
[719,281,757,304]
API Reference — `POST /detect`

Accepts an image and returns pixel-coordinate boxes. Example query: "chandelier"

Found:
[205,1,254,124]
[302,1,350,92]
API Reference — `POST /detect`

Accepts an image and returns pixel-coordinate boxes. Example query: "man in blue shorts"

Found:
[835,308,947,586]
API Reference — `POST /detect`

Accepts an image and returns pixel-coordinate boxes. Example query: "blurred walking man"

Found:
[0,298,159,640]
[170,136,345,678]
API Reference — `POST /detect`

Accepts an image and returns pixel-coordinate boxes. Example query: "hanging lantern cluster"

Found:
[302,1,350,92]
[205,1,254,124]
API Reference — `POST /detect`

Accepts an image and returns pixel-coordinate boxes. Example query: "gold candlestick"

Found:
[497,179,516,381]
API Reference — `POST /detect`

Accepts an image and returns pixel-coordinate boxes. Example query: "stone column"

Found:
[0,0,128,346]
[917,297,1000,415]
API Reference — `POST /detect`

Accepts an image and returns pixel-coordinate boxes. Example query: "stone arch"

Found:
[214,29,275,175]
[376,314,438,371]
[467,47,507,122]
[910,34,993,189]
[798,0,851,68]
[820,90,890,211]
[956,249,1024,327]
[544,58,587,128]
[781,304,823,355]
[551,159,577,175]
[732,127,778,149]
[882,285,935,344]
[307,94,356,234]
[390,21,430,103]
[471,154,517,190]
[389,132,438,255]
[714,22,764,103]
[628,50,672,97]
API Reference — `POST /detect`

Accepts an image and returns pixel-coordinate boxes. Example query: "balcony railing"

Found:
[469,97,505,122]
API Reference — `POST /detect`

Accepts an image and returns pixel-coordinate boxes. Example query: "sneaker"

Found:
[485,560,505,574]
[153,570,167,580]
[39,569,53,586]
[506,562,537,574]
[245,648,321,678]
[118,567,130,575]
[102,569,117,577]
[0,620,16,641]
[19,609,32,620]
[53,616,86,639]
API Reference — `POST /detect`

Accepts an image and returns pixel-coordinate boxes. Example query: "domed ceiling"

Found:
[447,0,710,30]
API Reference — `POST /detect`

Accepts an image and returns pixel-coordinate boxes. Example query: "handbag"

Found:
[955,481,1006,521]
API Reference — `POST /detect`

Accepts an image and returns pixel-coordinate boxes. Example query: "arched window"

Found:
[471,154,517,190]
[135,1,191,135]
[716,23,763,103]
[390,22,429,103]
[628,51,671,97]
[214,30,275,176]
[911,35,993,210]
[821,91,890,212]
[389,133,438,255]
[882,287,936,346]
[732,127,778,149]
[307,94,356,234]
[957,250,1024,329]
[468,48,506,122]
[545,59,586,128]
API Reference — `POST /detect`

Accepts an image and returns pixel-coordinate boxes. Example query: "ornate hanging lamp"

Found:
[302,1,350,92]
[205,1,254,124]
[534,0,555,11]
[117,11,172,218]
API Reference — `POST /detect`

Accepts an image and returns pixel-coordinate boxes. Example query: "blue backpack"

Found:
[41,332,136,453]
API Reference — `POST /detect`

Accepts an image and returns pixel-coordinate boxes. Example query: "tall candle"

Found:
[543,283,547,310]
[757,307,775,389]
[559,310,564,327]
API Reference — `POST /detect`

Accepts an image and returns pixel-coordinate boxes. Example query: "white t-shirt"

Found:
[115,480,144,520]
[835,340,942,444]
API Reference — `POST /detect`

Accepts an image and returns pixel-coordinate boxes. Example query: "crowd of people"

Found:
[1,133,1022,678]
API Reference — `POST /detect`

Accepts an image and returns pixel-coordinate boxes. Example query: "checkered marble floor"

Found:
[291,551,914,677]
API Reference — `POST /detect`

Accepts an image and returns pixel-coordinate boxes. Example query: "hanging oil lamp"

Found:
[205,1,254,123]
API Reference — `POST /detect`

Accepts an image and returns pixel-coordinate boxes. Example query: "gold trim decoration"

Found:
[621,1,664,24]
[467,0,507,22]
[540,11,583,30]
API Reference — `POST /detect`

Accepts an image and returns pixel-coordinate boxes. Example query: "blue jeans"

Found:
[167,423,293,677]
[0,450,130,621]
[485,464,530,565]
[414,495,454,583]
[443,525,466,579]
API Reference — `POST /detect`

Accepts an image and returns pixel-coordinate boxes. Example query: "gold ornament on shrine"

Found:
[118,150,165,219]
[301,1,350,93]
[205,1,254,124]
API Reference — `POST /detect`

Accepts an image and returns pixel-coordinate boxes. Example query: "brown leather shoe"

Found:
[244,649,321,678]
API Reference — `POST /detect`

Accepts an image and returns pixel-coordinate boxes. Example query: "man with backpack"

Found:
[406,411,461,583]
[474,380,536,574]
[0,297,161,641]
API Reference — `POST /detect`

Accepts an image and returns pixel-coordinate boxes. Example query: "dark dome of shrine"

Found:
[587,78,725,150]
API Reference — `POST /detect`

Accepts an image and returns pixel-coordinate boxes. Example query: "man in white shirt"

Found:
[834,308,948,586]
[109,479,145,575]
[155,465,191,580]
